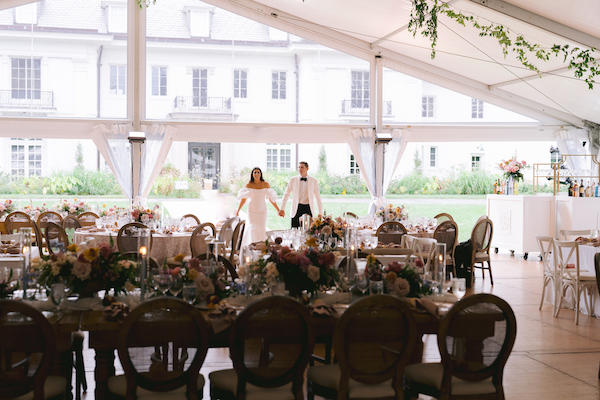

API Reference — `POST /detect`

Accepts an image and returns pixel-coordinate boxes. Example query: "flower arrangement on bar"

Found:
[499,157,527,181]
[32,240,139,296]
[22,203,49,220]
[240,242,340,296]
[0,199,15,218]
[131,205,159,224]
[376,204,408,222]
[173,254,232,307]
[308,215,344,242]
[55,199,91,216]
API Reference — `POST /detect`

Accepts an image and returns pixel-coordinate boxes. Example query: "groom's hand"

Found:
[278,210,285,217]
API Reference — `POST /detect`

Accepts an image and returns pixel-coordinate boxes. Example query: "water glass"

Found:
[369,280,384,295]
[50,281,67,307]
[154,272,171,296]
[356,275,369,295]
[169,274,183,296]
[452,278,466,299]
[271,281,286,296]
[182,282,197,304]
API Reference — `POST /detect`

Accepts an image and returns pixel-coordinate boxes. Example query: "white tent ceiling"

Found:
[204,0,600,129]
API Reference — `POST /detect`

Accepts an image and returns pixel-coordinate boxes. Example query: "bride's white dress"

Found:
[237,187,278,246]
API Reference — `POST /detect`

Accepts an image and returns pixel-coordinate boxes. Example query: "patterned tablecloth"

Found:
[73,230,192,266]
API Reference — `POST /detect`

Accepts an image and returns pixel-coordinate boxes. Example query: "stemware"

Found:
[356,274,369,296]
[169,274,183,297]
[182,282,197,304]
[153,271,171,296]
[452,278,466,299]
[50,280,67,308]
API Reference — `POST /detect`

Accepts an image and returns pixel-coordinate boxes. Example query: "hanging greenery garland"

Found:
[408,0,599,89]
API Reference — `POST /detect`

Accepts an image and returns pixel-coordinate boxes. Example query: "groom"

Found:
[279,161,323,228]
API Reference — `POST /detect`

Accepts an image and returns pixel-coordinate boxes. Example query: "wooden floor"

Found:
[76,249,600,399]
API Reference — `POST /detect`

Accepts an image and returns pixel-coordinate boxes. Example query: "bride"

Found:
[236,167,281,245]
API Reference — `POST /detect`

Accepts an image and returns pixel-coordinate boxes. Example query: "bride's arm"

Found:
[236,199,246,216]
[269,198,281,214]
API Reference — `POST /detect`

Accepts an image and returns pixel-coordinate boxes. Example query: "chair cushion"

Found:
[108,373,205,400]
[209,368,294,400]
[474,252,490,262]
[14,376,67,400]
[404,363,496,396]
[307,364,395,398]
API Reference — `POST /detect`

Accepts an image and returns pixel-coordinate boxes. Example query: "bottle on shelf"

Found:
[568,178,573,196]
[573,180,579,197]
[493,179,498,195]
[586,181,591,197]
[579,179,585,197]
[596,181,600,197]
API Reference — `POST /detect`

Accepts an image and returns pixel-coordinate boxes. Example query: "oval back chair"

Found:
[190,222,217,258]
[376,221,407,246]
[117,222,153,253]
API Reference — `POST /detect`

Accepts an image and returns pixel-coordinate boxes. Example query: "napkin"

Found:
[208,301,236,333]
[310,299,339,318]
[103,302,130,321]
[27,299,56,311]
[407,298,440,318]
[61,297,105,311]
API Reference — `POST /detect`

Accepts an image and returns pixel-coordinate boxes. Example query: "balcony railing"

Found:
[173,96,231,111]
[341,99,392,115]
[0,90,54,108]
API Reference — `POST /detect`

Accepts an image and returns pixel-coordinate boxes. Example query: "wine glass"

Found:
[154,272,171,296]
[169,274,183,297]
[356,274,369,296]
[452,278,466,299]
[50,280,67,309]
[182,282,197,304]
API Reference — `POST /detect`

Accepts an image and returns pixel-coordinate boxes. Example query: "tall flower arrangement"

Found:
[173,254,232,306]
[376,204,408,222]
[499,158,527,181]
[131,206,159,224]
[55,199,91,216]
[363,255,425,298]
[308,216,344,241]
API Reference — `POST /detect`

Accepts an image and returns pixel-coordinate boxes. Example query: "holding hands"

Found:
[278,210,285,217]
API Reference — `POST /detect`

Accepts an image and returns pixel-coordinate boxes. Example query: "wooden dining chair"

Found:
[117,222,153,253]
[194,254,238,280]
[190,222,216,258]
[307,295,417,400]
[78,211,99,227]
[536,235,558,314]
[209,296,315,400]
[62,215,82,243]
[376,221,408,246]
[5,211,43,253]
[107,297,211,400]
[181,213,201,226]
[227,220,246,267]
[404,293,517,400]
[553,239,597,325]
[470,217,494,286]
[434,212,454,224]
[45,221,70,254]
[0,300,68,399]
[218,216,240,252]
[37,211,63,232]
[433,220,459,276]
[346,212,358,219]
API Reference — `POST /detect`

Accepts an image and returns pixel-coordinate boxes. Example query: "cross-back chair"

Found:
[536,235,558,314]
[559,229,594,241]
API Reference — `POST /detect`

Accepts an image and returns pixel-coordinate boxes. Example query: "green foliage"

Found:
[75,142,84,170]
[413,149,423,175]
[150,163,202,198]
[318,146,328,172]
[409,0,599,88]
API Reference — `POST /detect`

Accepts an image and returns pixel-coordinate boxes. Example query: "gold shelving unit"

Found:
[533,154,600,195]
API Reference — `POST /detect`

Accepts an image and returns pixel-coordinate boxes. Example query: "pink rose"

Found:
[283,251,302,265]
[317,252,336,267]
[386,261,405,273]
[98,242,112,259]
[188,257,201,271]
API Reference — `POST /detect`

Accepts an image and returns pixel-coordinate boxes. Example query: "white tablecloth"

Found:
[74,230,192,266]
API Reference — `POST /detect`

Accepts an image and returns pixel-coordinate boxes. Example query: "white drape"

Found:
[91,123,133,199]
[347,128,410,214]
[139,124,177,200]
[556,129,591,174]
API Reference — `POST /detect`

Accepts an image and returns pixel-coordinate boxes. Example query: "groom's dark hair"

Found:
[299,161,309,168]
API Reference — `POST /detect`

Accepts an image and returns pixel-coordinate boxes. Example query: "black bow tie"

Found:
[300,177,307,181]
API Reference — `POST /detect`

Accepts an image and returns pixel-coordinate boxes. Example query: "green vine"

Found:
[137,0,156,9]
[408,0,599,89]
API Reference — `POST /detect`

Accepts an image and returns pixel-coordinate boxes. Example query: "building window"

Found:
[15,3,37,24]
[11,58,41,100]
[350,154,360,175]
[189,9,210,37]
[429,146,437,168]
[193,69,208,107]
[233,70,247,99]
[11,138,41,177]
[271,71,286,100]
[351,71,369,109]
[110,65,126,95]
[267,143,292,170]
[422,96,434,118]
[151,66,167,96]
[107,4,126,33]
[471,155,482,170]
[471,98,483,118]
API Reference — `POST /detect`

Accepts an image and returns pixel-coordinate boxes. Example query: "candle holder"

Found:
[138,228,151,301]
[20,227,33,299]
[433,243,446,295]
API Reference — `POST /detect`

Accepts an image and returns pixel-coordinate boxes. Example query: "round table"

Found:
[73,229,192,266]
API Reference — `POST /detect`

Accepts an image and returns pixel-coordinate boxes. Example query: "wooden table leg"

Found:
[94,349,115,399]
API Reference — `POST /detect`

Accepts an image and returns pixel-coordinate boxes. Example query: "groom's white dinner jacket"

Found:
[281,175,323,217]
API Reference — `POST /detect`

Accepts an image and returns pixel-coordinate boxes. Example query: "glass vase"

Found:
[513,179,519,195]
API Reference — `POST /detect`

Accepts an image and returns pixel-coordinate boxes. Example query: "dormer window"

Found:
[184,5,213,38]
[102,1,127,33]
[15,2,37,25]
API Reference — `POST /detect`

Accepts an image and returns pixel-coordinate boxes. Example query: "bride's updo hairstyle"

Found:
[248,167,265,183]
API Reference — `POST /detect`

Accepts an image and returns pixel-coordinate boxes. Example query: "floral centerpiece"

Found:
[362,254,426,298]
[308,215,344,242]
[240,242,340,296]
[131,205,159,224]
[499,158,527,181]
[376,204,408,222]
[22,203,49,220]
[32,240,139,296]
[0,199,15,218]
[55,199,91,216]
[173,254,232,307]
[99,204,126,218]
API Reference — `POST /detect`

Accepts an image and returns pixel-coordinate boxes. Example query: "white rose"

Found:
[72,261,91,280]
[393,277,410,297]
[307,265,320,282]
[195,275,215,295]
